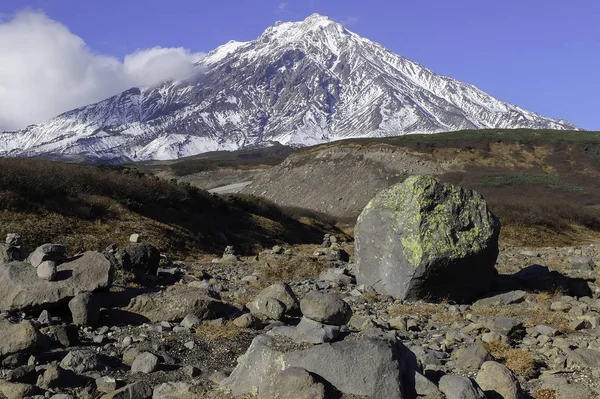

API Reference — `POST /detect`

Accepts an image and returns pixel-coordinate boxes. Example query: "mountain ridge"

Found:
[0,13,579,162]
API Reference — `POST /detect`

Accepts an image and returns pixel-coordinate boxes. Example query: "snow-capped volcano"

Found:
[0,14,579,162]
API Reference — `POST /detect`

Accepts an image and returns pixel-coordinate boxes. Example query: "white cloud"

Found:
[278,2,288,10]
[0,10,204,131]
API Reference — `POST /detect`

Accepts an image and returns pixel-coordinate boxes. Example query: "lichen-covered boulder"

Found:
[355,176,500,303]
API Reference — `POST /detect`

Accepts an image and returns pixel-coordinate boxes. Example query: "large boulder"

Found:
[0,251,113,312]
[355,176,500,303]
[221,334,416,399]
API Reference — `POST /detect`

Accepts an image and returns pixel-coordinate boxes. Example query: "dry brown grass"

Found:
[258,245,330,283]
[484,340,537,378]
[389,303,463,325]
[195,322,244,342]
[472,303,571,332]
[534,388,557,399]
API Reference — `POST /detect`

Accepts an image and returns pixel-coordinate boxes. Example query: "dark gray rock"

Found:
[59,350,104,374]
[299,291,352,325]
[222,334,415,399]
[269,316,341,344]
[28,244,67,268]
[355,176,500,303]
[0,251,113,312]
[68,292,100,327]
[125,243,160,277]
[438,375,486,399]
[473,290,527,307]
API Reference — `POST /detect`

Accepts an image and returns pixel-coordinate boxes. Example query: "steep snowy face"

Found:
[0,13,578,161]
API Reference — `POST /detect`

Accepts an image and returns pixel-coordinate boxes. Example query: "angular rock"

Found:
[60,350,103,374]
[233,313,259,329]
[299,291,352,325]
[355,176,500,303]
[476,361,523,399]
[125,242,160,277]
[0,320,46,357]
[255,282,299,313]
[247,297,286,320]
[152,382,195,399]
[283,337,413,399]
[567,348,600,368]
[0,251,113,312]
[260,367,327,399]
[269,316,341,344]
[180,314,202,329]
[473,290,527,307]
[222,334,415,399]
[0,382,41,399]
[438,375,486,399]
[100,381,153,399]
[131,352,159,374]
[69,292,100,327]
[125,285,224,323]
[456,342,492,370]
[96,376,118,393]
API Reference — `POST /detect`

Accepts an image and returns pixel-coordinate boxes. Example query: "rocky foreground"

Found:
[1,177,600,399]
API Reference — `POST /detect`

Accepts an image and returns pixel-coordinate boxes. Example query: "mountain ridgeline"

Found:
[0,14,578,162]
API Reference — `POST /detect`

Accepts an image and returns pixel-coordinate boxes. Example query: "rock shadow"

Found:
[487,263,592,299]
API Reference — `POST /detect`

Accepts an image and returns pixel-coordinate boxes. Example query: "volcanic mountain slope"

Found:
[0,14,578,161]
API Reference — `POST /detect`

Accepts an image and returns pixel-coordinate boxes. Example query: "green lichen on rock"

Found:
[355,175,500,303]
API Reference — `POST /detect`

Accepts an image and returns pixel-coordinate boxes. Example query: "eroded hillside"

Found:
[243,129,600,246]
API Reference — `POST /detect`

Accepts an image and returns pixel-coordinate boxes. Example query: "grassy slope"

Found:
[298,129,600,247]
[0,158,339,259]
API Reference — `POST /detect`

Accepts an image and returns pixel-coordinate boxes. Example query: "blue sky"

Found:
[1,0,599,130]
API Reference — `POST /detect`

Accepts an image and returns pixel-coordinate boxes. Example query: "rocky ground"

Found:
[1,231,600,399]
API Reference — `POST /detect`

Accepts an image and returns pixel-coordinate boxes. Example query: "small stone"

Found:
[534,325,558,337]
[233,313,258,328]
[300,291,352,325]
[36,260,57,281]
[476,361,523,399]
[96,376,118,393]
[184,341,195,350]
[131,352,159,374]
[183,365,201,377]
[180,314,201,329]
[439,375,486,399]
[455,342,492,370]
[129,233,141,243]
[60,350,103,374]
[209,371,228,385]
[68,292,100,327]
[38,310,52,325]
[99,381,152,399]
[247,297,286,320]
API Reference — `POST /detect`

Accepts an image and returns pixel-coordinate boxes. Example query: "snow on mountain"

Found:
[0,13,579,162]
